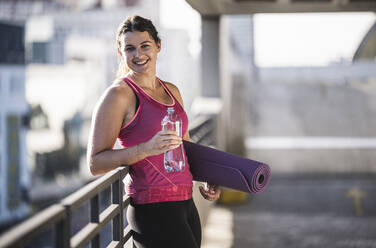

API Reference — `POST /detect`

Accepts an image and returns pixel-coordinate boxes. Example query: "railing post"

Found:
[55,218,68,248]
[62,205,71,248]
[112,169,123,244]
[90,195,100,248]
[120,167,126,245]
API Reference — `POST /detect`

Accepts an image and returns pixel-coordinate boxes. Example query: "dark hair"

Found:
[116,16,161,77]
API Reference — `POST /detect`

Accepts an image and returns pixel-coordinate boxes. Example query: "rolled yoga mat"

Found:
[183,141,271,194]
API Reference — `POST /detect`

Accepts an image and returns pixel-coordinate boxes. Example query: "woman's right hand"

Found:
[140,130,182,157]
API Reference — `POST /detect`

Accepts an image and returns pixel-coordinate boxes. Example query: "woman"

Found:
[87,15,221,248]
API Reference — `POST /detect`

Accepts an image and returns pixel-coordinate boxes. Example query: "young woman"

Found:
[87,15,221,248]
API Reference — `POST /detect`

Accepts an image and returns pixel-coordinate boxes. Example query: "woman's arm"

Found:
[87,82,182,176]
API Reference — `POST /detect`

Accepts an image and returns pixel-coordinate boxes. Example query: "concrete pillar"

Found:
[218,15,255,156]
[201,16,220,97]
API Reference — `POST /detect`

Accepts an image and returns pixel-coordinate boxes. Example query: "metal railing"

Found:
[0,114,217,248]
[189,115,216,146]
[0,167,131,248]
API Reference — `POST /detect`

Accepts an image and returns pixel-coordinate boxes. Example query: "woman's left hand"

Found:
[199,183,221,201]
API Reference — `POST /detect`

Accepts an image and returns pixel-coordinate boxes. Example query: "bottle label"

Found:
[176,121,181,137]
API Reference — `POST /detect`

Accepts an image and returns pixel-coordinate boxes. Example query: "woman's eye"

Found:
[141,45,150,49]
[126,47,135,51]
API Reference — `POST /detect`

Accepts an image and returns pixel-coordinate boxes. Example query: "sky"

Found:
[254,12,376,67]
[160,0,376,67]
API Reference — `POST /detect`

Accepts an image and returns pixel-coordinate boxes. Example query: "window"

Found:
[10,75,22,94]
[0,23,25,64]
[7,115,21,209]
[30,42,48,63]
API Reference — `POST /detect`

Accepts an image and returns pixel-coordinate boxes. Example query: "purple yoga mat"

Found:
[183,141,271,194]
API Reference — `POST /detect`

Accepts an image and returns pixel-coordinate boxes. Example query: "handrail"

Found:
[61,167,125,211]
[0,204,66,248]
[0,114,216,248]
[0,166,131,248]
[189,115,216,146]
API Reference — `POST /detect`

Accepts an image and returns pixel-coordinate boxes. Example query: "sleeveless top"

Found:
[118,76,193,204]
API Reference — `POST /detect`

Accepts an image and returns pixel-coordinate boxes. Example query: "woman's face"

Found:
[119,31,161,74]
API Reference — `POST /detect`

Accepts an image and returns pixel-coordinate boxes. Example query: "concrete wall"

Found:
[246,62,376,174]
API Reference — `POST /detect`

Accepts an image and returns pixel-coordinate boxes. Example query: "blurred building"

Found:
[0,0,67,21]
[0,22,30,228]
[0,0,141,21]
[0,0,201,209]
[217,16,376,174]
[24,1,159,179]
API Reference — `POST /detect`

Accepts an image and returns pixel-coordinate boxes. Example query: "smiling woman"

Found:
[115,16,161,77]
[86,15,220,248]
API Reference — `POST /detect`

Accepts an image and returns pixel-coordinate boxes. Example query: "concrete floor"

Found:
[202,175,376,248]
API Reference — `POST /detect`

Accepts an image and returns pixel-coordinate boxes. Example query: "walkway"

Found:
[202,175,376,248]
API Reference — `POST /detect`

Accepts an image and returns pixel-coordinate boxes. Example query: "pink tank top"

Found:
[118,76,193,204]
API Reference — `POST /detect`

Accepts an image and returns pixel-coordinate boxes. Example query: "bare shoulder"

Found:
[104,79,135,101]
[163,81,184,106]
[95,78,136,114]
[164,81,190,140]
[163,81,179,93]
[110,78,134,95]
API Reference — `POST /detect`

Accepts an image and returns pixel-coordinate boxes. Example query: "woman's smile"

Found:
[120,31,161,73]
[133,58,149,66]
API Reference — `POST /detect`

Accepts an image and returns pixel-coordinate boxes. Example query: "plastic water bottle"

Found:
[161,107,186,172]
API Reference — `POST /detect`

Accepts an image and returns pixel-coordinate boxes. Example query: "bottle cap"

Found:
[167,107,174,113]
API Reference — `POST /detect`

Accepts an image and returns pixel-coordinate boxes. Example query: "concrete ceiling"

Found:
[185,0,376,15]
[353,21,376,60]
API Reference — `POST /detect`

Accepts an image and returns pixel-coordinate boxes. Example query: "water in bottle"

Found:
[161,107,186,172]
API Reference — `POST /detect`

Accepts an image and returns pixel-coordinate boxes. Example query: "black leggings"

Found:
[127,198,202,248]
